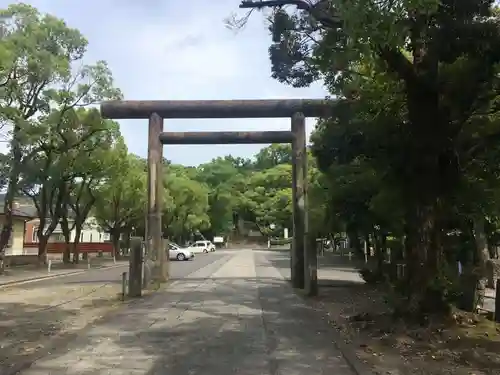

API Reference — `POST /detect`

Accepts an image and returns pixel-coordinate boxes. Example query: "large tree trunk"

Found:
[0,125,22,273]
[403,203,440,315]
[60,216,72,264]
[36,219,47,263]
[37,216,60,264]
[37,236,49,265]
[346,223,361,256]
[111,229,120,259]
[373,231,387,273]
[458,219,485,312]
[488,243,497,260]
[364,233,371,256]
[473,216,490,273]
[123,229,132,257]
[70,189,96,263]
[472,217,489,302]
[399,40,453,315]
[73,222,83,264]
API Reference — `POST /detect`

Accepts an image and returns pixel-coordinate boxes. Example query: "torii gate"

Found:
[100,99,334,296]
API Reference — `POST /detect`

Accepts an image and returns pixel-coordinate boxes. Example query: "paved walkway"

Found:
[19,250,356,375]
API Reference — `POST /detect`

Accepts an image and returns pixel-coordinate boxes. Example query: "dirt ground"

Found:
[0,281,128,373]
[310,282,500,375]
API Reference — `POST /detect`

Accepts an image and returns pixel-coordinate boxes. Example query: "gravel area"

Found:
[0,280,124,373]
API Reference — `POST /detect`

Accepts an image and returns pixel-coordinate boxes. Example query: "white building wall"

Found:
[71,216,110,242]
[33,216,110,243]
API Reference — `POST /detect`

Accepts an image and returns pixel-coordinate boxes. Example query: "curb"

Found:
[0,270,84,288]
[0,263,127,289]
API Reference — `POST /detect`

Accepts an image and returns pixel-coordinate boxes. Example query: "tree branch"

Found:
[239,0,416,82]
[240,0,342,28]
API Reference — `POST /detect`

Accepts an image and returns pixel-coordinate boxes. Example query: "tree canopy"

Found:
[230,0,500,315]
[3,0,500,325]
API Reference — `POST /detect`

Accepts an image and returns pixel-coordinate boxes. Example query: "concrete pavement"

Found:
[0,252,230,374]
[19,250,356,375]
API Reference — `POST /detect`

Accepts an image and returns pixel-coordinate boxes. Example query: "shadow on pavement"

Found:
[8,251,500,375]
[0,302,80,374]
[264,250,365,286]
[18,254,356,374]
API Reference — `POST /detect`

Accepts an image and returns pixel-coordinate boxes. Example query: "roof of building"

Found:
[0,194,37,218]
[0,193,32,205]
[0,193,79,220]
[0,206,37,219]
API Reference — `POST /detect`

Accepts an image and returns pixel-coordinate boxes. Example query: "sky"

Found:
[2,0,327,166]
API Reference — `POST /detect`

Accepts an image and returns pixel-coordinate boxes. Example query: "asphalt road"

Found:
[8,252,229,288]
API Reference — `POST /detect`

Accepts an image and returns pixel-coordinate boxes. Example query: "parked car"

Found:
[194,240,216,252]
[183,241,210,254]
[167,242,194,261]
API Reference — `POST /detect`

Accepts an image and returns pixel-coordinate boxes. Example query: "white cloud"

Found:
[0,0,328,165]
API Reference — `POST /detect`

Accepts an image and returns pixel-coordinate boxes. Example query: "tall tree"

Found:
[254,144,292,170]
[236,0,500,313]
[165,170,210,243]
[58,110,120,263]
[93,143,147,256]
[195,158,243,237]
[0,3,121,264]
[18,109,118,260]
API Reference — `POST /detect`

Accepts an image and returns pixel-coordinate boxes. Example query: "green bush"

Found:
[269,237,292,246]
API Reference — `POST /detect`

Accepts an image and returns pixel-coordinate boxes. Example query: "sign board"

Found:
[213,236,224,244]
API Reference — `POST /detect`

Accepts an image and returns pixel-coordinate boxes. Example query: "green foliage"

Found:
[88,142,329,244]
[164,167,211,241]
[0,2,122,257]
[0,2,330,261]
[14,0,500,325]
[93,139,146,234]
[235,0,500,315]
